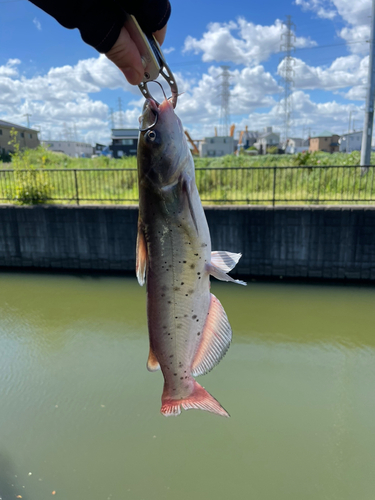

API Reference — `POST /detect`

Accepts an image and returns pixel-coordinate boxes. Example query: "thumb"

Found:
[105,26,144,85]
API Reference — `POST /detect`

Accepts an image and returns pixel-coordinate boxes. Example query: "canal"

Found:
[0,272,374,500]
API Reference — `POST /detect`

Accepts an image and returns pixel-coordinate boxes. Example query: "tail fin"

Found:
[161,380,229,417]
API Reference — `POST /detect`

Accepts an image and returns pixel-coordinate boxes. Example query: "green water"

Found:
[0,273,374,500]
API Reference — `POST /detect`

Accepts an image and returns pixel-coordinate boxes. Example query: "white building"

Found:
[339,131,363,153]
[42,140,93,157]
[199,136,235,157]
[284,137,309,154]
[254,127,280,154]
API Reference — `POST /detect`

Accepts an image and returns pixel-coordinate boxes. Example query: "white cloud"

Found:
[33,17,41,31]
[0,59,20,77]
[163,47,175,54]
[295,0,370,53]
[279,54,368,91]
[183,17,316,66]
[0,56,141,144]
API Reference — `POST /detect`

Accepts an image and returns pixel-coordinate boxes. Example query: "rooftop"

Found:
[311,130,337,138]
[0,119,39,133]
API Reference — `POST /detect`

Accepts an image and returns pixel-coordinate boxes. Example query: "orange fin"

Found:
[192,293,232,376]
[211,251,242,272]
[147,347,160,372]
[136,222,147,286]
[161,379,229,417]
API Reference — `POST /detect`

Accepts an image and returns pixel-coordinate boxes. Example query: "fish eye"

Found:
[147,130,157,141]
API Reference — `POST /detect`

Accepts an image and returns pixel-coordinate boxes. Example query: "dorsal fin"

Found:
[136,222,147,286]
[147,347,160,372]
[192,293,232,376]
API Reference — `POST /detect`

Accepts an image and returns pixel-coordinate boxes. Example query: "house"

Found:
[339,131,363,153]
[0,119,40,155]
[199,136,235,157]
[284,137,308,154]
[309,131,340,153]
[42,140,93,158]
[254,127,280,154]
[110,128,138,158]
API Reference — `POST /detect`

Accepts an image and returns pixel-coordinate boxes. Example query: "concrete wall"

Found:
[0,205,374,281]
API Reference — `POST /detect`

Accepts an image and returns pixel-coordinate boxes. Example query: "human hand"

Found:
[105,24,167,85]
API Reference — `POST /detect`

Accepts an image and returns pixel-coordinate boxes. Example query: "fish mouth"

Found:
[139,99,159,132]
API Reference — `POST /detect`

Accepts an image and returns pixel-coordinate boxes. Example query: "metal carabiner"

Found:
[124,14,178,109]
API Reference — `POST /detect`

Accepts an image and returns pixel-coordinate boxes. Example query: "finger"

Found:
[105,26,144,85]
[153,25,167,46]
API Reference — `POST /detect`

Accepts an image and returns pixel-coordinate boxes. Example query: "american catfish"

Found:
[136,97,246,417]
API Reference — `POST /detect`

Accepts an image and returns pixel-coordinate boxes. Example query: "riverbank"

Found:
[1,204,374,281]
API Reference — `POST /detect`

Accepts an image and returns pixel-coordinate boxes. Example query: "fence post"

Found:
[272,167,276,206]
[74,169,79,205]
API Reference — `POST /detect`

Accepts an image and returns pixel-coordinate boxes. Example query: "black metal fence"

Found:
[0,166,375,205]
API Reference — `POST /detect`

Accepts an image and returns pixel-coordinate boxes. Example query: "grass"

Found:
[1,146,375,205]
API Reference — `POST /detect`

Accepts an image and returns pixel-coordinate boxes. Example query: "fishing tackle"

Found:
[124,15,179,109]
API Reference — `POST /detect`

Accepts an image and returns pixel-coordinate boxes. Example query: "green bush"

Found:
[13,170,51,204]
[266,146,279,155]
[8,129,52,204]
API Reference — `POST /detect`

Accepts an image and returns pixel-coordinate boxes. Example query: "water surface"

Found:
[0,273,374,500]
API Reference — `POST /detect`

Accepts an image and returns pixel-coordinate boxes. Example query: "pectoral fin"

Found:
[211,251,242,272]
[181,173,199,233]
[136,223,147,286]
[192,293,232,376]
[206,263,247,286]
[147,347,160,372]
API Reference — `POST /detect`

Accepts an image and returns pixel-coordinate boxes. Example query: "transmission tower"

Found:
[218,66,231,136]
[279,15,296,144]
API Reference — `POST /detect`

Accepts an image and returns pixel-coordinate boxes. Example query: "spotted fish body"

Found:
[136,98,246,417]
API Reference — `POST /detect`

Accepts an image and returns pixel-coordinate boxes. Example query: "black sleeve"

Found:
[28,0,171,53]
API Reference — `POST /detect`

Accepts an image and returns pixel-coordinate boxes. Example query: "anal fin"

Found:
[192,293,232,376]
[147,347,160,372]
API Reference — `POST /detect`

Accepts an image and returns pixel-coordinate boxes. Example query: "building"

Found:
[284,137,308,154]
[110,128,138,158]
[309,131,340,153]
[42,140,93,158]
[254,127,280,154]
[339,131,363,153]
[199,136,235,157]
[0,119,40,155]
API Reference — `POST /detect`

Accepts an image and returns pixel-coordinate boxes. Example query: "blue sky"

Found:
[0,0,371,144]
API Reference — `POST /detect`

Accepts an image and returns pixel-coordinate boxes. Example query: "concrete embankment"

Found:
[0,205,374,281]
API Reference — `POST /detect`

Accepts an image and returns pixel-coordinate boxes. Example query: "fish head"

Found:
[138,98,188,189]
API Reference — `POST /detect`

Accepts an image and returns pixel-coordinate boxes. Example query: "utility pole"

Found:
[23,113,31,128]
[218,65,231,136]
[279,15,296,145]
[347,110,352,153]
[110,107,115,130]
[361,0,375,173]
[118,97,124,128]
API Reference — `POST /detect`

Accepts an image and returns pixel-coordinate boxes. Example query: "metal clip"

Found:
[124,14,178,108]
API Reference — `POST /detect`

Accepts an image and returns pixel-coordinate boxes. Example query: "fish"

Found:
[136,97,246,417]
